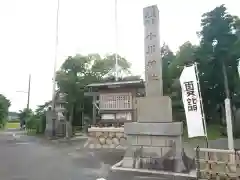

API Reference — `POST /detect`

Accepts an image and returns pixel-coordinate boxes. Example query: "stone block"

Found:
[106,137,113,145]
[134,157,141,168]
[112,137,120,145]
[103,132,109,138]
[151,137,165,146]
[119,137,127,146]
[109,144,116,149]
[124,122,183,136]
[127,135,138,145]
[161,147,172,156]
[96,131,103,137]
[109,132,115,138]
[151,136,176,147]
[102,144,109,148]
[124,147,135,158]
[116,145,125,149]
[142,147,162,158]
[137,135,151,146]
[122,157,134,168]
[98,137,106,145]
[88,127,124,132]
[174,136,183,153]
[141,157,152,169]
[116,132,124,138]
[137,96,172,123]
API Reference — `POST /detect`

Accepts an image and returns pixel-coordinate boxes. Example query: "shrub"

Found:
[0,118,6,129]
[25,114,46,134]
[26,116,38,131]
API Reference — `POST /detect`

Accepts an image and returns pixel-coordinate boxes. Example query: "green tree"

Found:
[91,54,132,78]
[0,94,11,128]
[55,53,132,133]
[19,108,33,127]
[34,102,50,133]
[161,43,176,95]
[162,42,196,122]
[168,42,197,80]
[195,4,240,123]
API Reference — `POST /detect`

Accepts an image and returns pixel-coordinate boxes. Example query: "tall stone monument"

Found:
[121,5,192,172]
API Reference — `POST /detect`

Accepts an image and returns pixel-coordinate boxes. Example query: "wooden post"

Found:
[195,146,201,179]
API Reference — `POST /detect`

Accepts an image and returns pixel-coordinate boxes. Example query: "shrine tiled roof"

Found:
[86,79,144,88]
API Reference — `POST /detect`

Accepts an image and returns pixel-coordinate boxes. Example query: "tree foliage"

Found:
[55,53,132,127]
[195,5,240,122]
[0,94,11,128]
[160,5,240,127]
[19,107,46,133]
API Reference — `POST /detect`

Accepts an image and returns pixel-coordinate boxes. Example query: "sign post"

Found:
[225,98,234,149]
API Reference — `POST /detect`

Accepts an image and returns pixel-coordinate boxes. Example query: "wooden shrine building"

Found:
[85,78,145,126]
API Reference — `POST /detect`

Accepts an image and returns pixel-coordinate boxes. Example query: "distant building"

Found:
[85,77,145,126]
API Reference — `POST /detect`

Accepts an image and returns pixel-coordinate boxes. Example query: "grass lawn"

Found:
[5,122,20,129]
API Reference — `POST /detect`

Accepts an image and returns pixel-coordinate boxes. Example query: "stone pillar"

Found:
[92,94,97,125]
[143,5,162,97]
[121,5,193,173]
[139,5,174,124]
[45,109,57,137]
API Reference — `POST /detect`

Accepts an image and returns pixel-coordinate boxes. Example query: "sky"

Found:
[0,0,239,112]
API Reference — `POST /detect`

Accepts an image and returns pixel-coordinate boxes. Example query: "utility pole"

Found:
[27,74,31,110]
[16,74,31,129]
[52,0,60,110]
[50,0,60,137]
[114,0,119,81]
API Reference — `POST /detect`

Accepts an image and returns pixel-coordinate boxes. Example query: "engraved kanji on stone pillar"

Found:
[143,5,162,97]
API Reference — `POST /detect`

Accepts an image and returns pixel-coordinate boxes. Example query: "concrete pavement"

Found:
[0,129,194,180]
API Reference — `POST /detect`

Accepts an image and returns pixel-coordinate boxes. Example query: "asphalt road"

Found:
[0,129,193,180]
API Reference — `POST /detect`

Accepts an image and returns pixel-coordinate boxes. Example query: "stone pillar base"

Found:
[121,147,194,173]
[122,122,195,173]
